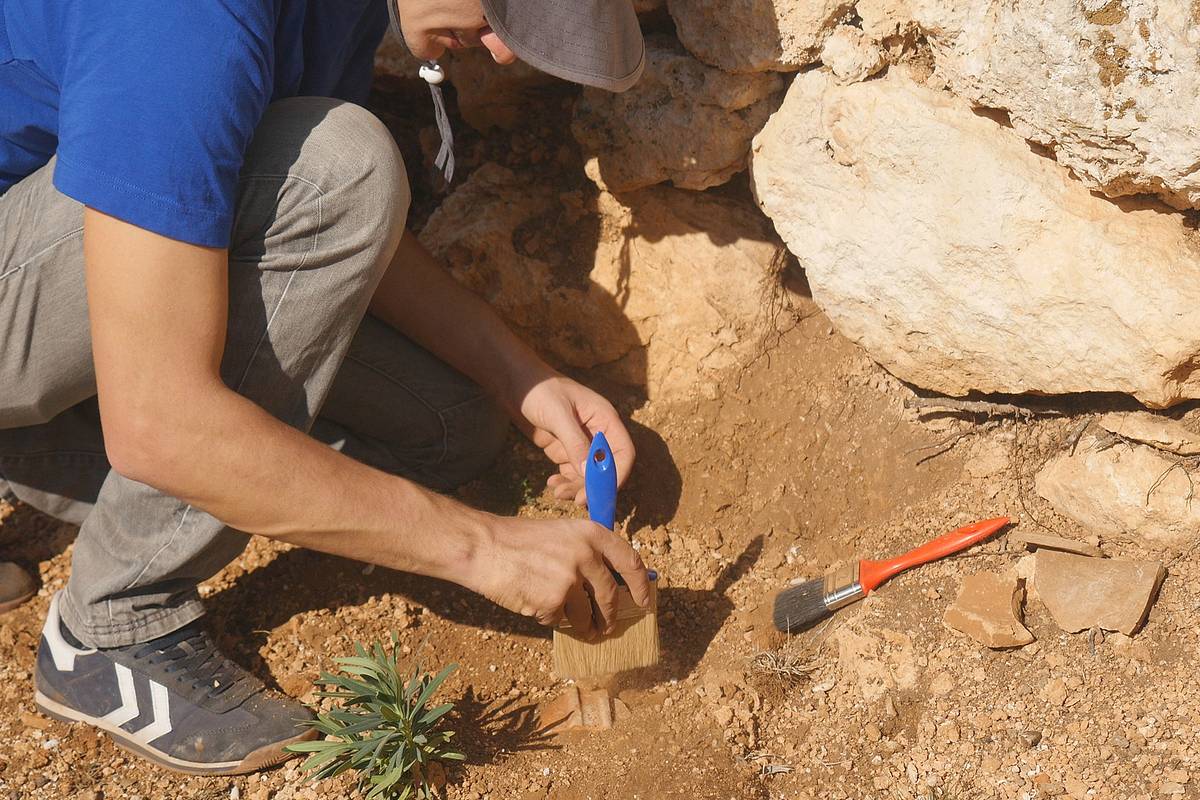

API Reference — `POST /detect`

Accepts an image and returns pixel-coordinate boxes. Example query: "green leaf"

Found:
[418,702,454,726]
[285,740,340,754]
[413,664,457,711]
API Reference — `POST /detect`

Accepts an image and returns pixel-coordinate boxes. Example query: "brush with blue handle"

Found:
[552,432,660,679]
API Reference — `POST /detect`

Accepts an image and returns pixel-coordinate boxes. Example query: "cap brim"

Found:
[481,0,645,92]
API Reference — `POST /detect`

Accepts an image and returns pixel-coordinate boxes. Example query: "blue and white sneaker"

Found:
[34,592,316,774]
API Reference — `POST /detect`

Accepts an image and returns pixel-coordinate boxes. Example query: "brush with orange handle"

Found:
[772,516,1010,633]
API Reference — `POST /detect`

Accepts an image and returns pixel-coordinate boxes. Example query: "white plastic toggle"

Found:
[419,62,444,85]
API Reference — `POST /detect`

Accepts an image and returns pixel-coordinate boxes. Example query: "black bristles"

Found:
[772,578,832,633]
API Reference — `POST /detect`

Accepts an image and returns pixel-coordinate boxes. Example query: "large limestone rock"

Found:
[750,70,1200,407]
[572,36,785,192]
[419,163,786,399]
[901,0,1200,210]
[1036,432,1200,550]
[667,0,847,73]
[440,49,557,132]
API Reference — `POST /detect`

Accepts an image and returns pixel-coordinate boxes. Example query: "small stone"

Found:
[1018,729,1043,748]
[1041,678,1069,707]
[1033,551,1166,635]
[1064,775,1090,799]
[943,571,1035,648]
[1008,531,1104,559]
[20,712,52,731]
[1161,782,1186,795]
[864,723,882,742]
[937,721,960,743]
[929,672,955,696]
[278,673,315,698]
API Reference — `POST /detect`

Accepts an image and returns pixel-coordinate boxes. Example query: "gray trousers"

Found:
[0,98,509,647]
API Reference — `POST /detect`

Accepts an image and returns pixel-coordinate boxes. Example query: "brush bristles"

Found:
[773,577,832,633]
[553,584,659,680]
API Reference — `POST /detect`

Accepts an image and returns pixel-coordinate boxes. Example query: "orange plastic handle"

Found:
[857,516,1009,593]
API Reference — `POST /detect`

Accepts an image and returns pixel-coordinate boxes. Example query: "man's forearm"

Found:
[85,209,493,586]
[368,231,552,414]
[143,384,493,581]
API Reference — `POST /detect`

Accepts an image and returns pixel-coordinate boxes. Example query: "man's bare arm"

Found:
[369,233,637,500]
[84,209,649,637]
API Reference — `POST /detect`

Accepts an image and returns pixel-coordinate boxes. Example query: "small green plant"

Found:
[286,636,464,799]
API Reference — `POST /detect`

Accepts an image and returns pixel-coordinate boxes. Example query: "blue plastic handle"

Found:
[585,431,658,583]
[586,431,618,531]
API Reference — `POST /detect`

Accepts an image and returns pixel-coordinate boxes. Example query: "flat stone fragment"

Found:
[1008,532,1104,559]
[943,571,1034,649]
[1032,551,1166,635]
[1096,412,1200,456]
[1036,434,1200,550]
[537,686,629,733]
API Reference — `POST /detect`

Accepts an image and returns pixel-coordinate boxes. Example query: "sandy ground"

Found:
[5,287,1196,800]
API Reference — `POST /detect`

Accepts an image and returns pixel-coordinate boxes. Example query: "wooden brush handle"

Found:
[858,516,1009,592]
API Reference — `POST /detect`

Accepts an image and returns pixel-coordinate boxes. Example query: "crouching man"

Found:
[0,0,649,774]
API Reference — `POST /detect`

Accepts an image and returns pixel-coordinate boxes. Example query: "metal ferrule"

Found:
[823,563,865,611]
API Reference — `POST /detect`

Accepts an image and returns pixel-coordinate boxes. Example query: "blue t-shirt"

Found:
[0,0,388,247]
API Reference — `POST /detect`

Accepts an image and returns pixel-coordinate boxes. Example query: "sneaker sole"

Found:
[34,689,318,775]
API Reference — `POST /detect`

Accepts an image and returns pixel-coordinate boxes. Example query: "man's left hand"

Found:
[516,374,635,506]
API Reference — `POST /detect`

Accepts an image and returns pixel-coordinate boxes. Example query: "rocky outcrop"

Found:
[667,0,848,73]
[419,163,787,400]
[820,25,886,85]
[751,70,1200,408]
[572,37,784,193]
[907,0,1200,211]
[441,49,557,133]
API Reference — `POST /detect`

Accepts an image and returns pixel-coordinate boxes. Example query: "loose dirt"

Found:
[2,72,1198,800]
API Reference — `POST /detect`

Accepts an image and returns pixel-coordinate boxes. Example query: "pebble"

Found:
[1019,730,1043,748]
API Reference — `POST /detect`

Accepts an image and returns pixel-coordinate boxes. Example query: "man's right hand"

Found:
[464,516,653,641]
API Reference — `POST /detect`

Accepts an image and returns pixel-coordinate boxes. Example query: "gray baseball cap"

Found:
[481,0,645,91]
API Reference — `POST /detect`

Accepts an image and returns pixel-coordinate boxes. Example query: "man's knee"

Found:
[430,396,511,492]
[236,97,410,274]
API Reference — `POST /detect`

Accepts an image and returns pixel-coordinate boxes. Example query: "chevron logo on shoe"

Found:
[101,664,174,744]
[40,592,174,744]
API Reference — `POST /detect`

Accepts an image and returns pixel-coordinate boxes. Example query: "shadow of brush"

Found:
[616,534,764,690]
